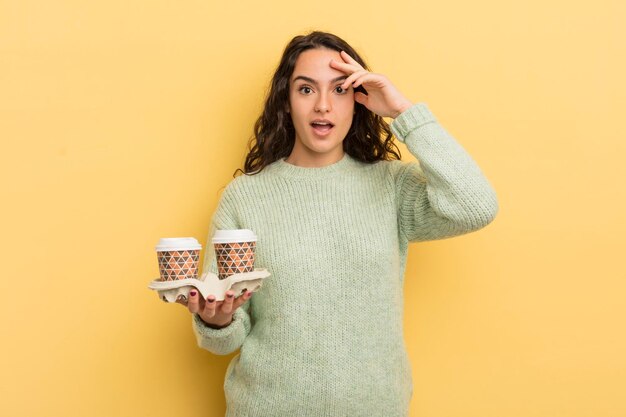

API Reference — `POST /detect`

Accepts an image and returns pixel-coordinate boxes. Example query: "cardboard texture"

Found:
[148,269,270,302]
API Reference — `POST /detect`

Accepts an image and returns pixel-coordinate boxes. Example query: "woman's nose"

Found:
[314,92,331,112]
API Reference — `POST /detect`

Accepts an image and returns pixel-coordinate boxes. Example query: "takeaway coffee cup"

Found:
[212,229,257,280]
[155,237,202,281]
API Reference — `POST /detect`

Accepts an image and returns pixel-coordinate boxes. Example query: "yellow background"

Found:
[2,1,624,416]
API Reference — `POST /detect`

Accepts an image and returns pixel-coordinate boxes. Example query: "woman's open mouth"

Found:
[310,121,334,137]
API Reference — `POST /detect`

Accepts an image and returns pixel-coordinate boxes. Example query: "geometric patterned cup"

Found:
[212,229,257,280]
[155,237,202,281]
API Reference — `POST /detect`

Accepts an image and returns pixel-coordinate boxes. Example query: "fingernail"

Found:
[207,296,215,303]
[190,291,197,296]
[227,293,234,298]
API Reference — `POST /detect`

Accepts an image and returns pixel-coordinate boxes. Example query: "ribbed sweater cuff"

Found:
[192,307,249,355]
[390,102,438,142]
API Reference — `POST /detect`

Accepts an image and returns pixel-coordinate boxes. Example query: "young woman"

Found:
[181,31,498,416]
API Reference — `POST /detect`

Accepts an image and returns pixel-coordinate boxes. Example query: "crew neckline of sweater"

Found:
[271,152,361,179]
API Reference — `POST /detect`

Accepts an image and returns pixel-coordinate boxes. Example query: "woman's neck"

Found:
[284,149,345,168]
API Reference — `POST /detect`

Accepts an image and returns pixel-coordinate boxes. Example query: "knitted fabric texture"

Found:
[192,102,499,416]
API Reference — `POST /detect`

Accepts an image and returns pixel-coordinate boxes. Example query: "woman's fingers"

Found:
[233,291,253,309]
[354,91,369,106]
[352,72,387,89]
[330,58,357,71]
[339,50,364,68]
[192,290,253,321]
[188,289,200,313]
[221,291,236,314]
[330,54,364,75]
[341,69,368,90]
[203,295,217,318]
[339,51,363,63]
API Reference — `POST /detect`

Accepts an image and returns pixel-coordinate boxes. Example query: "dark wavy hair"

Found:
[234,31,402,177]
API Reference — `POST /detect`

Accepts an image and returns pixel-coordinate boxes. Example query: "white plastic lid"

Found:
[155,237,202,252]
[212,229,257,244]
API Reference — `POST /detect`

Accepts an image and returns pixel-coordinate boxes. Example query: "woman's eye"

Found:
[299,86,312,94]
[335,86,346,94]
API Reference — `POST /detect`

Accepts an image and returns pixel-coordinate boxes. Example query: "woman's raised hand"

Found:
[178,289,253,329]
[330,50,414,119]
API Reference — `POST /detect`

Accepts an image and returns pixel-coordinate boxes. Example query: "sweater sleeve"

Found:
[192,183,253,355]
[389,102,499,242]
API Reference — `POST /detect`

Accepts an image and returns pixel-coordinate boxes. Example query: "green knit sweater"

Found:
[192,103,498,416]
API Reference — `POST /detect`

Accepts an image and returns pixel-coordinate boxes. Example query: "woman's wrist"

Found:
[392,100,414,119]
[200,315,233,329]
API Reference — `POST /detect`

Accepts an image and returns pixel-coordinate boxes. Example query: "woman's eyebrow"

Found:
[292,75,348,85]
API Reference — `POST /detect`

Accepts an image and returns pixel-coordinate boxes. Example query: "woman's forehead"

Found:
[291,48,345,83]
